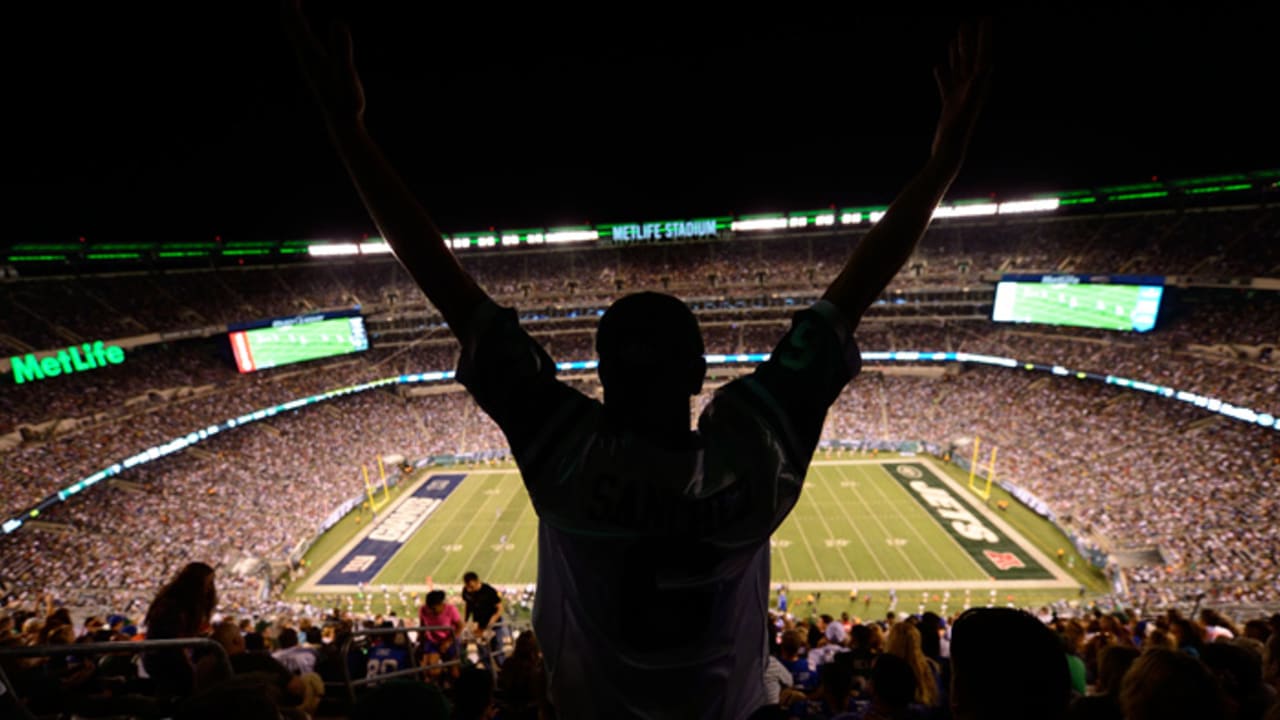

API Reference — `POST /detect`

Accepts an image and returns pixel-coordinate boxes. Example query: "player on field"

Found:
[287,5,991,716]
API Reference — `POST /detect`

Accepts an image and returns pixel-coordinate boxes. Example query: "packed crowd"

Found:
[0,387,510,613]
[6,561,1280,720]
[0,563,541,719]
[2,355,1277,617]
[3,203,1277,350]
[3,302,1280,611]
[3,207,1280,635]
[824,368,1280,605]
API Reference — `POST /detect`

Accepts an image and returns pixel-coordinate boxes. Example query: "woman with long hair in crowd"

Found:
[142,562,218,697]
[884,621,940,709]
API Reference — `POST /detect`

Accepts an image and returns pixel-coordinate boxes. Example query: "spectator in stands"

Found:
[761,651,794,711]
[272,627,316,675]
[419,589,463,676]
[778,629,817,693]
[866,653,924,720]
[497,631,546,720]
[884,621,940,710]
[804,652,859,717]
[1200,641,1273,720]
[847,623,879,693]
[821,614,848,647]
[1066,644,1137,720]
[207,619,316,713]
[1119,648,1226,720]
[288,3,991,712]
[461,572,505,662]
[143,561,218,697]
[314,619,366,689]
[1169,616,1206,658]
[365,630,412,683]
[949,608,1072,720]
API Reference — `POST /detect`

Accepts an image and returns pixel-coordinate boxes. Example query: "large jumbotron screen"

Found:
[229,314,369,373]
[992,275,1164,332]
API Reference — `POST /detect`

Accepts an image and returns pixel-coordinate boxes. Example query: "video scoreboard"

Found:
[228,311,368,373]
[992,274,1164,333]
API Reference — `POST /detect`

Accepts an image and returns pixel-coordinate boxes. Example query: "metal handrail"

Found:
[0,637,233,720]
[334,623,460,705]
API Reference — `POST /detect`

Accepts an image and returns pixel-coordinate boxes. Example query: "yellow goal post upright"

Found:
[362,464,390,514]
[376,455,390,500]
[967,437,996,502]
[968,437,981,491]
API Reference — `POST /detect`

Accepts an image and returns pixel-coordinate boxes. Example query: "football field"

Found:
[296,458,1076,602]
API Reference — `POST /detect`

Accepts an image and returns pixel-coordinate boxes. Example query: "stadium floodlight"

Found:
[869,211,887,223]
[840,212,863,225]
[814,214,836,226]
[544,230,599,244]
[730,218,790,232]
[476,236,497,248]
[359,242,392,255]
[526,233,545,244]
[501,235,520,246]
[998,199,1060,215]
[449,238,471,250]
[788,217,809,228]
[308,244,361,257]
[933,203,998,219]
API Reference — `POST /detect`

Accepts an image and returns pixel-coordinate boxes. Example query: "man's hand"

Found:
[282,0,366,127]
[820,20,993,328]
[282,2,491,340]
[931,20,993,172]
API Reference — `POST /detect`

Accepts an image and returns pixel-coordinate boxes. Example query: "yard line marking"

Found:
[407,474,496,579]
[510,492,540,583]
[790,486,833,582]
[441,475,521,579]
[812,465,891,579]
[835,463,930,581]
[797,475,859,580]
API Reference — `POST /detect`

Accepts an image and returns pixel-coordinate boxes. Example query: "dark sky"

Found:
[6,7,1277,245]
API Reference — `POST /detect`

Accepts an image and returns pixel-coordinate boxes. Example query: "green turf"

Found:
[375,470,540,586]
[296,457,1084,598]
[929,459,1110,593]
[775,462,991,583]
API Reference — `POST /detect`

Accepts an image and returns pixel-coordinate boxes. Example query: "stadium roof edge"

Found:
[5,169,1278,271]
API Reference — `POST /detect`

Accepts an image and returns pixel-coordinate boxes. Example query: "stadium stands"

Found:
[3,203,1280,716]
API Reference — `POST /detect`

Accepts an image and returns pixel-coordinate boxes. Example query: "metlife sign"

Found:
[9,341,127,385]
[608,219,720,243]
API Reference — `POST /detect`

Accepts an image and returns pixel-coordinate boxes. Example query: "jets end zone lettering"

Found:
[888,463,1053,580]
[10,341,126,385]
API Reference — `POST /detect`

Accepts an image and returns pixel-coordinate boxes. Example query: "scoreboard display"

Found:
[229,313,368,373]
[992,274,1164,333]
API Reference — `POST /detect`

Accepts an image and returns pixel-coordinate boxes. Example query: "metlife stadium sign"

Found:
[607,219,720,242]
[9,341,126,385]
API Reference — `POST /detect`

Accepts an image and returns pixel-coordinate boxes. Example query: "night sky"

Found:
[6,7,1277,246]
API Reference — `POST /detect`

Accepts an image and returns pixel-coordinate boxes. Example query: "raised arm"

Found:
[822,21,992,330]
[283,1,490,342]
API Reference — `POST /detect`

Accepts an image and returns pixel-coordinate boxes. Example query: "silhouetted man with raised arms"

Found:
[287,6,991,716]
